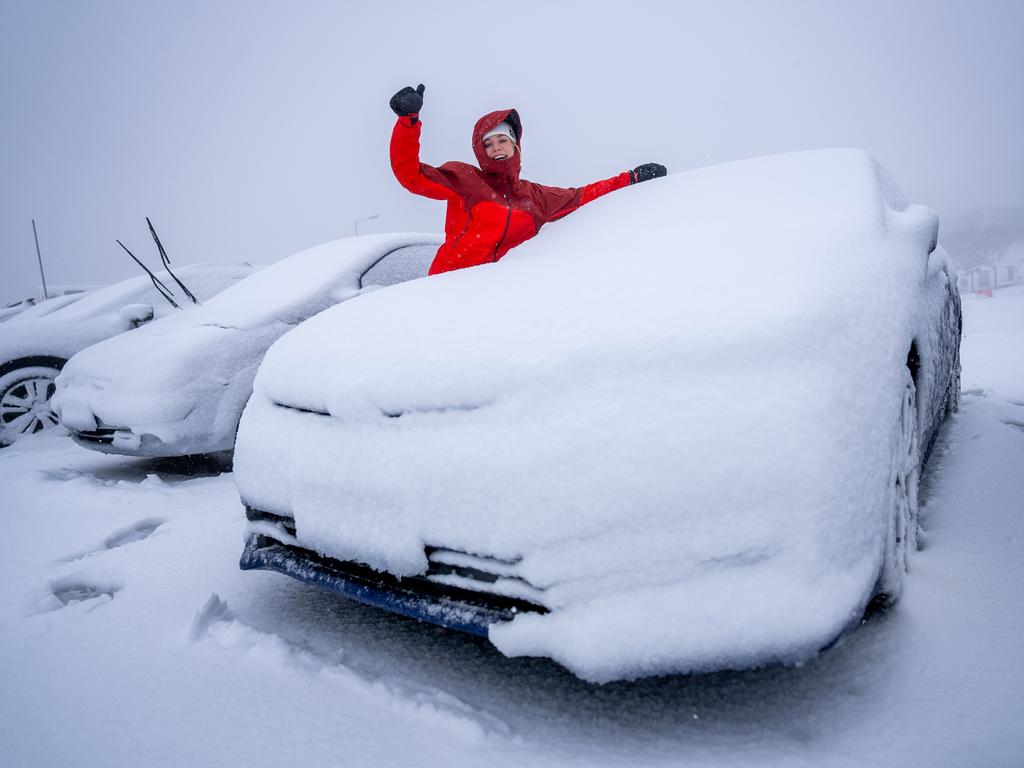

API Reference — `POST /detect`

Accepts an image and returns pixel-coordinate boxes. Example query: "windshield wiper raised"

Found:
[147,217,198,305]
[117,239,180,309]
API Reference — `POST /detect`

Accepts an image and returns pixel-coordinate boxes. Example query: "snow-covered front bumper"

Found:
[241,507,548,636]
[67,420,232,457]
[69,422,175,456]
[53,355,252,458]
[240,506,876,683]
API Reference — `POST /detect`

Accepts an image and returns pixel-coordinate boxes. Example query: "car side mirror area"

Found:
[120,303,155,329]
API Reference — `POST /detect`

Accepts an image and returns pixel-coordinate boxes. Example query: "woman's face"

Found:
[483,134,516,161]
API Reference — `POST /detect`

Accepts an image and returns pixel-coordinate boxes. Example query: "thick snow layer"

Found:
[52,235,439,454]
[234,149,954,680]
[0,263,256,367]
[3,292,90,323]
[0,289,1021,767]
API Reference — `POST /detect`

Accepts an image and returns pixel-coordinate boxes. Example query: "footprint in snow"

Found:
[36,467,82,482]
[103,518,165,549]
[57,517,165,564]
[41,576,121,612]
[188,593,234,642]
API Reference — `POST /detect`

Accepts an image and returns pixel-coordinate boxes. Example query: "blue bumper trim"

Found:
[240,535,519,637]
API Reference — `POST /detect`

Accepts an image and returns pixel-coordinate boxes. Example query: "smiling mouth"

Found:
[493,154,508,160]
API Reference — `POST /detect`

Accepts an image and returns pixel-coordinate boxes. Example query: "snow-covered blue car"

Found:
[234,149,961,682]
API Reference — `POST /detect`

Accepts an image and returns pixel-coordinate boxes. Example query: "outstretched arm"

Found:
[544,163,667,222]
[544,172,631,222]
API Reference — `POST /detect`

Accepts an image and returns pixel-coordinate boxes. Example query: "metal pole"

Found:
[32,218,49,300]
[354,213,379,236]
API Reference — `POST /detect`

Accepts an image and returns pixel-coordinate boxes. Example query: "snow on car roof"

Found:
[138,233,441,334]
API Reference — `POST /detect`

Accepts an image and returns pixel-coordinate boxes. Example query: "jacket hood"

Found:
[473,109,522,179]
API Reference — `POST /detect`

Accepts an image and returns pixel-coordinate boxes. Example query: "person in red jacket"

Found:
[389,84,667,275]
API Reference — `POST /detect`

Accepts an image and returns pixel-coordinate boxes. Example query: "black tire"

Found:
[946,353,961,416]
[878,368,921,602]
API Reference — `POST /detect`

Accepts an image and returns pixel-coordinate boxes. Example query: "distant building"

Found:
[957,262,1022,293]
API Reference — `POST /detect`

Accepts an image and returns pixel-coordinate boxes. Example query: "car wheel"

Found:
[878,368,921,603]
[0,363,63,446]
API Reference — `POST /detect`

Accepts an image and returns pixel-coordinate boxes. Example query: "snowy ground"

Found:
[2,288,1022,768]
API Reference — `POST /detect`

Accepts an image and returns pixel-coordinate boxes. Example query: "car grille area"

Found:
[70,424,177,455]
[72,427,117,445]
[242,507,548,636]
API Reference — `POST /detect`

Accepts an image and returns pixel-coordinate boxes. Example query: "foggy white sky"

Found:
[2,0,1022,299]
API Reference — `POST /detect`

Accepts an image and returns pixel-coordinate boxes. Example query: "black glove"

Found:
[390,84,425,120]
[629,163,667,184]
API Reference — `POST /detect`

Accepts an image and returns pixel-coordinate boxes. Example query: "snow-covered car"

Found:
[233,149,962,682]
[52,235,440,458]
[0,264,255,447]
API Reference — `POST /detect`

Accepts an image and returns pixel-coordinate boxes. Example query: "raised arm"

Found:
[389,83,458,201]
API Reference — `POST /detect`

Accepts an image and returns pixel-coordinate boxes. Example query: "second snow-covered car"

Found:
[234,149,961,682]
[0,264,254,447]
[53,234,440,458]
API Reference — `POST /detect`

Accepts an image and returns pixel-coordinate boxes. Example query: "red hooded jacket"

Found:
[390,109,632,275]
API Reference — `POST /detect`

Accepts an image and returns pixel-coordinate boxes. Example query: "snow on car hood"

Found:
[235,149,940,680]
[53,234,440,451]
